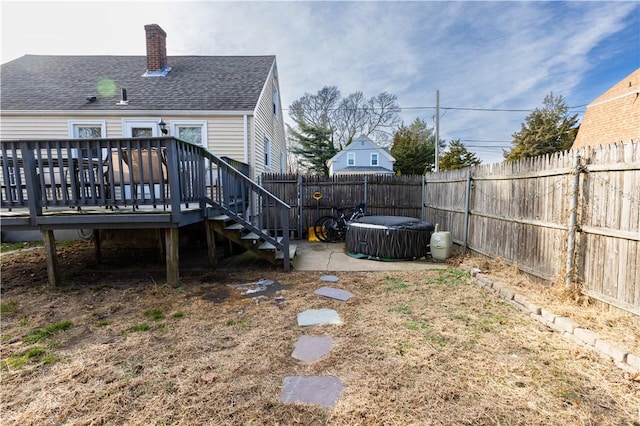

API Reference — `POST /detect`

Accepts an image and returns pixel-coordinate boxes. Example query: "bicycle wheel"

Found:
[314,215,335,242]
[323,217,342,242]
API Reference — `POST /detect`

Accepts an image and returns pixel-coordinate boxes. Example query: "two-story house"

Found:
[328,135,395,176]
[0,24,286,179]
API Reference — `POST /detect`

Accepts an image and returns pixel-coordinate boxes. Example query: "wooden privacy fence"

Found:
[259,141,638,314]
[424,140,639,315]
[259,174,424,238]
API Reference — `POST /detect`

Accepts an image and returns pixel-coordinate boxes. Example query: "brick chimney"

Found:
[144,24,170,76]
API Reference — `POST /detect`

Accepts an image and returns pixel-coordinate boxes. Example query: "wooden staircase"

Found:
[209,214,297,268]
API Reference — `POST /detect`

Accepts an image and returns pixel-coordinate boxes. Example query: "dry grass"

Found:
[1,245,639,425]
[465,254,640,356]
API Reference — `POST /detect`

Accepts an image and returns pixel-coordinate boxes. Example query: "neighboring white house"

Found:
[0,24,286,179]
[328,135,395,176]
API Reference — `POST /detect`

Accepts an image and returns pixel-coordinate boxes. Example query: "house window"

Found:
[347,152,355,166]
[171,121,207,147]
[69,121,106,159]
[272,84,279,117]
[371,153,379,166]
[264,137,271,167]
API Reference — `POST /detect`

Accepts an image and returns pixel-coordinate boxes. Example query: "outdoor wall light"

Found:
[159,119,168,135]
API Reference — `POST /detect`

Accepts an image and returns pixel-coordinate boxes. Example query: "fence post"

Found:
[463,167,472,254]
[363,175,368,209]
[565,154,581,287]
[298,174,303,238]
[421,176,425,220]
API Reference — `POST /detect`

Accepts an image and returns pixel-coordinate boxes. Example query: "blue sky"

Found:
[2,1,638,164]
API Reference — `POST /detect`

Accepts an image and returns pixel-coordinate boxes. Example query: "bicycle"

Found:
[314,203,366,243]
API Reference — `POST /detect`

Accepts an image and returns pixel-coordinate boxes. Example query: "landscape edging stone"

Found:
[458,263,638,373]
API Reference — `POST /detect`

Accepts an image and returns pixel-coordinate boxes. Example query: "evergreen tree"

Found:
[288,122,337,176]
[504,93,579,161]
[439,140,482,170]
[390,118,444,175]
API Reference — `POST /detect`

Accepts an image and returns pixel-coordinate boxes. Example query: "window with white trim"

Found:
[69,120,106,159]
[264,137,271,167]
[171,121,207,147]
[347,152,355,166]
[371,153,379,166]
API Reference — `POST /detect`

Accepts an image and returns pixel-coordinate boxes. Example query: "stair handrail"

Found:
[174,139,291,271]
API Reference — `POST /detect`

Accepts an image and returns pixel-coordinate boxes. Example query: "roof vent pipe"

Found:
[116,88,129,106]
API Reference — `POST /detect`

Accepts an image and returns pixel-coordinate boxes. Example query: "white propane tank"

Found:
[430,223,452,261]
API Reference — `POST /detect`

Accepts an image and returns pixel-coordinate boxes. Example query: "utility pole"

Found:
[435,90,440,172]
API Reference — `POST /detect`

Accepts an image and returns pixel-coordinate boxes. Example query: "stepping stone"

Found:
[279,376,344,408]
[314,286,353,301]
[292,335,334,362]
[229,278,276,296]
[320,275,339,283]
[297,308,342,326]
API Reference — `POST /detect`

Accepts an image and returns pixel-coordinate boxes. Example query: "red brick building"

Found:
[572,68,640,149]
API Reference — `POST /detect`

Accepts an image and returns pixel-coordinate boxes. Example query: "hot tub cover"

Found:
[346,216,434,260]
[350,216,434,230]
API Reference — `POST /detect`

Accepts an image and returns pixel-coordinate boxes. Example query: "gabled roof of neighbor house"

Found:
[329,135,396,163]
[0,54,276,112]
[572,68,640,149]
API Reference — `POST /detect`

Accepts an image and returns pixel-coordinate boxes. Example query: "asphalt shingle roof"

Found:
[1,55,275,111]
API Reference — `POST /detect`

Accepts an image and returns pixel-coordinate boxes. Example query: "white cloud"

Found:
[2,0,638,164]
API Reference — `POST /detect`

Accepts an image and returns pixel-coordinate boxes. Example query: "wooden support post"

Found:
[93,230,102,264]
[205,220,217,268]
[165,227,179,286]
[42,230,61,288]
[157,229,166,263]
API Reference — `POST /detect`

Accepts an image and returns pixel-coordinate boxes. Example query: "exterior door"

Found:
[122,120,162,199]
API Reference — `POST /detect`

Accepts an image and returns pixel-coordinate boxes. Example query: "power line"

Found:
[283,103,587,113]
[460,139,511,143]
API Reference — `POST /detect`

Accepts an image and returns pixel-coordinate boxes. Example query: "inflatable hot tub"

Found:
[345,216,435,260]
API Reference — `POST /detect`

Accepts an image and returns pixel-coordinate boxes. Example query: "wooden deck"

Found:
[1,137,292,285]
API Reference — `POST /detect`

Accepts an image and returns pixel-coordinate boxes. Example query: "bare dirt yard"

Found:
[1,242,639,425]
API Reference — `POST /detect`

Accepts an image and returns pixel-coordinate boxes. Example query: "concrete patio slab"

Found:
[314,286,353,301]
[293,241,450,272]
[297,308,342,326]
[279,376,344,408]
[291,335,334,362]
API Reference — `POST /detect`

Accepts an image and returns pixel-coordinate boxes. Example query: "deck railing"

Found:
[0,137,291,268]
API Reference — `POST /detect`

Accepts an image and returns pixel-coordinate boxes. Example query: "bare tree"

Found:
[289,86,401,150]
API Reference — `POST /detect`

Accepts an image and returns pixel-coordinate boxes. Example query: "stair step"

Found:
[210,215,231,221]
[242,232,261,240]
[241,229,269,240]
[275,244,297,260]
[225,223,245,231]
[259,237,283,250]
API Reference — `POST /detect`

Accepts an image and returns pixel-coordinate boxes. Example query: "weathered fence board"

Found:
[261,174,423,238]
[424,140,639,315]
[260,141,638,314]
[575,141,639,313]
